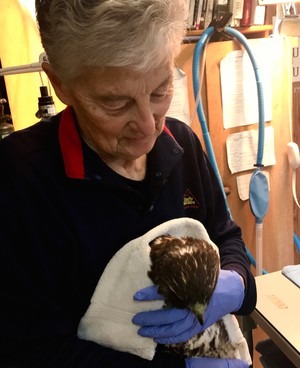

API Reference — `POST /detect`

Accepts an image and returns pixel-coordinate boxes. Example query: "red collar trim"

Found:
[163,125,175,139]
[59,110,174,179]
[59,106,85,179]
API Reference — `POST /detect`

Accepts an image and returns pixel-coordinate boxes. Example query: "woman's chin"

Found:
[125,139,155,157]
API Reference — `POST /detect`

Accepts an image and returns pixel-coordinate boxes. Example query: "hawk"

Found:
[148,235,238,359]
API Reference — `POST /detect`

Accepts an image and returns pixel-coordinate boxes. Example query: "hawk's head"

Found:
[148,235,220,323]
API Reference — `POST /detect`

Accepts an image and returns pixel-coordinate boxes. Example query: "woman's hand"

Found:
[132,285,201,344]
[201,269,244,330]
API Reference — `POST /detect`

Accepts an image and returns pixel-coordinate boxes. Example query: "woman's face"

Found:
[59,63,174,165]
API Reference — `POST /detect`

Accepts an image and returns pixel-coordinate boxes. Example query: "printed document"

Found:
[220,43,272,129]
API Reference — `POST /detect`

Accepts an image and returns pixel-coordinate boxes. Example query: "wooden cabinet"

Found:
[293,81,300,264]
[177,33,297,272]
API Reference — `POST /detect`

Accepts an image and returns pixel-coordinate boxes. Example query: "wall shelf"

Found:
[184,24,273,42]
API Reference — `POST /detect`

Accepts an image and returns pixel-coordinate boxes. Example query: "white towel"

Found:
[282,264,300,287]
[77,217,251,364]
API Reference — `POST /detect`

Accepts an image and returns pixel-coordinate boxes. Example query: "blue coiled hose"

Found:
[192,26,266,269]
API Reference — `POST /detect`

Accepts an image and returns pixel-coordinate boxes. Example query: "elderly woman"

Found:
[0,0,256,367]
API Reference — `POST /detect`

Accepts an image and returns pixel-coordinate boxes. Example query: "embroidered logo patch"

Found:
[183,189,200,209]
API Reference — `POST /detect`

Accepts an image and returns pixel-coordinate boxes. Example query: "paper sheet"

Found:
[236,171,270,201]
[220,45,272,129]
[166,67,191,126]
[226,126,276,174]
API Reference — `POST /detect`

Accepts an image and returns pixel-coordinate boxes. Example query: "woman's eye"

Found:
[102,99,131,111]
[151,92,167,101]
[151,87,172,102]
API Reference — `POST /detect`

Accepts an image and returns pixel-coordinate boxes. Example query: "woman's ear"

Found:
[42,62,72,106]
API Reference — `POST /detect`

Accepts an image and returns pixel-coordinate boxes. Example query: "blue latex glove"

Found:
[201,269,244,330]
[132,269,244,345]
[185,357,249,368]
[133,286,201,344]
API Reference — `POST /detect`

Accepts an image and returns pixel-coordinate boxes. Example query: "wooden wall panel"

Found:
[177,37,295,273]
[293,81,300,264]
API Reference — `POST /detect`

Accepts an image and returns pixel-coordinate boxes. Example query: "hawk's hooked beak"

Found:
[191,302,207,325]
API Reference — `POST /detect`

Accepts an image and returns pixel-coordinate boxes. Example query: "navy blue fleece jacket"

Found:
[0,107,256,367]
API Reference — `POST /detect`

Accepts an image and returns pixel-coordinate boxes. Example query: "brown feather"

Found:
[147,235,238,359]
[148,235,220,318]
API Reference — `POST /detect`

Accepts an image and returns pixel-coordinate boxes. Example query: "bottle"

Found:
[35,86,56,120]
[0,98,14,140]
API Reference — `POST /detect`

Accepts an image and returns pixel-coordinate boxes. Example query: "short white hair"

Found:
[36,0,188,81]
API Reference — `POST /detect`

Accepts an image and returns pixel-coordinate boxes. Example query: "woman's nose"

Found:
[133,101,157,136]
